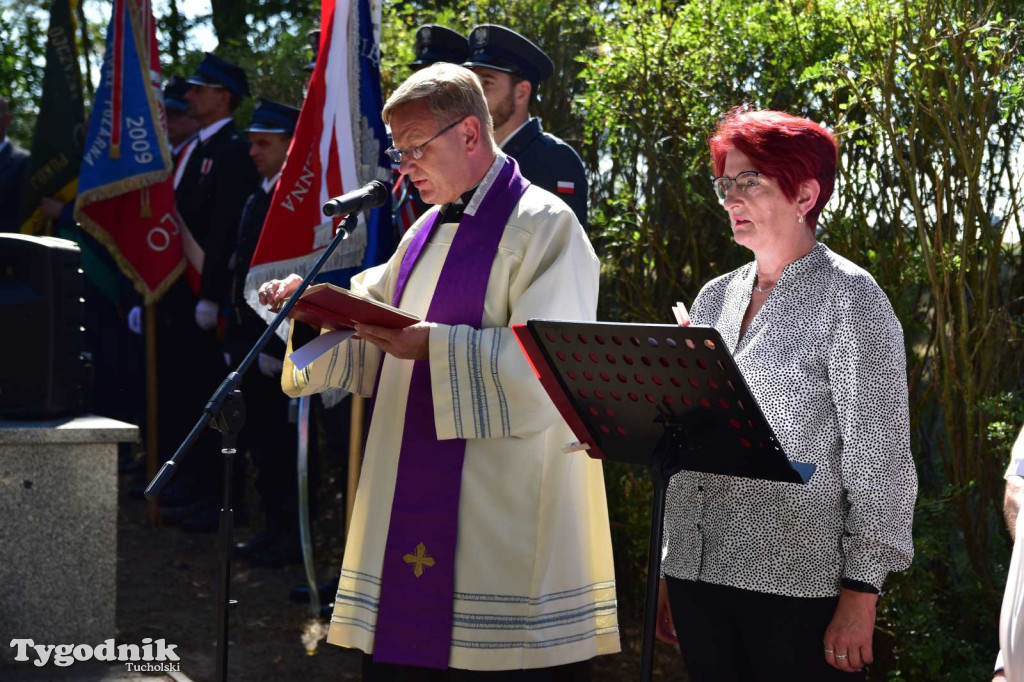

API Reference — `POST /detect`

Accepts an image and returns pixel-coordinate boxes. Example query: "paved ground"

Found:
[3,461,685,682]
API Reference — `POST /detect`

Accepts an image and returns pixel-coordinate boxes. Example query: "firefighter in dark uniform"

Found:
[228,99,304,566]
[157,53,260,530]
[410,24,470,70]
[465,24,589,230]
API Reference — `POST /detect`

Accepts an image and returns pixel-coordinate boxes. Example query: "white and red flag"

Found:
[244,0,392,327]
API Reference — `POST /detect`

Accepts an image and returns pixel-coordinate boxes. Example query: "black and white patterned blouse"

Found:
[662,242,918,597]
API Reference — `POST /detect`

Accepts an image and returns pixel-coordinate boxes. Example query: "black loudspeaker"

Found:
[0,233,87,418]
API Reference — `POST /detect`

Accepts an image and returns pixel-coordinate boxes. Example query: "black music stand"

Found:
[512,320,815,682]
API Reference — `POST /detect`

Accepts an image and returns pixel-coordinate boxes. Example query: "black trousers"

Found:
[665,577,866,682]
[361,655,592,682]
[234,365,299,529]
[155,282,227,500]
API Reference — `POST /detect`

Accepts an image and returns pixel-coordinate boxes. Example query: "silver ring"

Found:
[836,653,848,660]
[823,648,834,654]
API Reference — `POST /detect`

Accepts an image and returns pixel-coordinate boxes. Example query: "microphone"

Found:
[322,181,389,217]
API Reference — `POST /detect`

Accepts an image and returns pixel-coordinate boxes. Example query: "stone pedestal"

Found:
[0,416,138,663]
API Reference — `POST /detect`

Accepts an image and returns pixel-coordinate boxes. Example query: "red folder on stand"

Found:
[513,319,814,482]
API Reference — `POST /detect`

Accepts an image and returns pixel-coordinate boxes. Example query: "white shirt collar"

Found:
[464,152,508,218]
[199,117,232,143]
[261,171,281,195]
[497,119,531,149]
[172,134,197,156]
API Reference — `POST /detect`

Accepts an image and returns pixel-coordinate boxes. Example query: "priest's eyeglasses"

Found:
[711,171,764,202]
[386,117,467,165]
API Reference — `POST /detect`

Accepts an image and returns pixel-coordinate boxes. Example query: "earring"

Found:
[797,214,804,223]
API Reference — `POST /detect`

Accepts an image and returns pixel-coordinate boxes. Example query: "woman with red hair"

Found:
[656,109,918,680]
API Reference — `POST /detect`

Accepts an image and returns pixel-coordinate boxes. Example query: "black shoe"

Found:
[234,531,272,560]
[247,536,303,568]
[289,578,340,604]
[180,505,249,534]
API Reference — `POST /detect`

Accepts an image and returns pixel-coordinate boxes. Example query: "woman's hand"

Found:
[823,589,877,672]
[257,274,302,308]
[655,577,678,644]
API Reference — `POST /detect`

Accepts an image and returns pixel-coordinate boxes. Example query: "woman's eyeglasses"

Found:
[711,171,764,202]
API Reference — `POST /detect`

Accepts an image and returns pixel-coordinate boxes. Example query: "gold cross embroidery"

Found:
[403,542,435,578]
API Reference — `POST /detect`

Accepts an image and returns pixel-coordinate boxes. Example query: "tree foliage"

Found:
[0,0,52,145]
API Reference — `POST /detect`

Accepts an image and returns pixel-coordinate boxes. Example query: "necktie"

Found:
[174,137,199,189]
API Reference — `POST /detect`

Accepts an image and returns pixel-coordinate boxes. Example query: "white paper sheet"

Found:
[289,328,357,370]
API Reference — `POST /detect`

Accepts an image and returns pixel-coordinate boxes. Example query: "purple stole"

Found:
[372,157,529,668]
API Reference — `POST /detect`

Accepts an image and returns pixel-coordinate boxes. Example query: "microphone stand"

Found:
[145,212,359,682]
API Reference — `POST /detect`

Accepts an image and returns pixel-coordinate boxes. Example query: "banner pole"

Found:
[345,396,364,536]
[145,301,159,526]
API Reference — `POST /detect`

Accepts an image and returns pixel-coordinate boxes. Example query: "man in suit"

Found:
[164,76,199,158]
[227,99,304,565]
[157,54,260,530]
[0,97,30,232]
[464,25,589,231]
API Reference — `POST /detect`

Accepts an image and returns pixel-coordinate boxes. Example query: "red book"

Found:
[279,283,420,331]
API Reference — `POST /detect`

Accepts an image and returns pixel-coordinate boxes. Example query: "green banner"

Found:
[20,0,84,235]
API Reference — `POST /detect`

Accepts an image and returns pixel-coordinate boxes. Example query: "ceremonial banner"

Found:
[20,0,85,235]
[392,174,425,235]
[245,0,392,332]
[74,0,184,303]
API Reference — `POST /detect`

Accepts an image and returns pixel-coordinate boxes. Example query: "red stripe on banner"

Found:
[326,129,343,204]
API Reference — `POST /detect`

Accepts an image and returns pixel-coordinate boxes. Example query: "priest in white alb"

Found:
[257,63,619,680]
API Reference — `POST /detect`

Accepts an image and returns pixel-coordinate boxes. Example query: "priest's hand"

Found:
[258,274,303,307]
[355,322,436,361]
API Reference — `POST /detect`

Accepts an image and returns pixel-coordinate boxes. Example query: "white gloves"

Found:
[195,299,219,330]
[258,352,284,378]
[128,306,143,335]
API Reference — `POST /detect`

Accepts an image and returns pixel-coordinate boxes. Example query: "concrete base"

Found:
[0,415,138,665]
